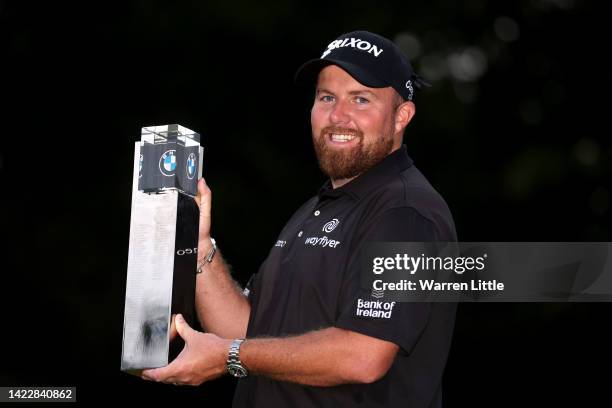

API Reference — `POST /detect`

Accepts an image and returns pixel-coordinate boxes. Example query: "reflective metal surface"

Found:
[121,126,202,372]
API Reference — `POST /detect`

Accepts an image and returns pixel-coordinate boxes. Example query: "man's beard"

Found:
[313,126,394,180]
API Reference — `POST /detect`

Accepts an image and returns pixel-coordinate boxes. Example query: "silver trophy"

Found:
[121,125,203,373]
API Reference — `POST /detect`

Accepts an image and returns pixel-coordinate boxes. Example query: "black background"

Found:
[1,0,610,406]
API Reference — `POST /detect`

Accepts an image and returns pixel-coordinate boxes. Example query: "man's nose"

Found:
[330,99,351,124]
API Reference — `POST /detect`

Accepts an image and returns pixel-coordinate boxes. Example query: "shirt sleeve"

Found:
[243,273,257,303]
[334,206,441,353]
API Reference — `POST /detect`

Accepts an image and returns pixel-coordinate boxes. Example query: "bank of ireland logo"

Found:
[371,288,385,299]
[159,150,177,176]
[186,152,197,179]
[322,218,340,233]
[138,154,143,178]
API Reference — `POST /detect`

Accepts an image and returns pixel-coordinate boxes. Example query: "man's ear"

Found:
[394,101,416,134]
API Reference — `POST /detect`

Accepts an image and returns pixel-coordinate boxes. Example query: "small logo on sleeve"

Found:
[356,299,396,319]
[371,288,385,299]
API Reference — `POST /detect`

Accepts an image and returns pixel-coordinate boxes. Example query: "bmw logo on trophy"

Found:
[121,124,203,373]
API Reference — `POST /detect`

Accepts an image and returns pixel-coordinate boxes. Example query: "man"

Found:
[143,30,457,408]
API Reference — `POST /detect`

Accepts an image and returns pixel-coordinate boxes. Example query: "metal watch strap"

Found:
[228,338,244,364]
[205,237,217,262]
[196,237,217,273]
[227,338,248,378]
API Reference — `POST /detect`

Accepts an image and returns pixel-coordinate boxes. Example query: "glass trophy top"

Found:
[137,124,202,197]
[141,124,200,147]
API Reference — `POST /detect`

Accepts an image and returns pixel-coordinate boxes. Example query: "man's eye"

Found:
[320,95,334,102]
[355,96,369,104]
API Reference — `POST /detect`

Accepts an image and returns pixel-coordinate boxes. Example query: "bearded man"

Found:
[143,30,457,408]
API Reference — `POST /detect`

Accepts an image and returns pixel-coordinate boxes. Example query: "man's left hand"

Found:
[141,314,230,386]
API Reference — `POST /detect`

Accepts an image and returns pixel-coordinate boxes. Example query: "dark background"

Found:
[1,0,610,406]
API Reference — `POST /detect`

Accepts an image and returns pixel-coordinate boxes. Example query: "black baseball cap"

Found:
[295,30,429,101]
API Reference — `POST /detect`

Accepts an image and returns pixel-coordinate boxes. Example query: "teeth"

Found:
[330,133,356,142]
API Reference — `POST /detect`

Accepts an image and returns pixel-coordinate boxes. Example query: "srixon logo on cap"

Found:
[321,37,384,59]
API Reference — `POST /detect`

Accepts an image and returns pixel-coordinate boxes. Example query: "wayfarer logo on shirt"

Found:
[356,299,396,319]
[301,218,342,248]
[304,235,341,248]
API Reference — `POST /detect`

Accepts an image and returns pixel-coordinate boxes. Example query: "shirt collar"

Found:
[317,145,414,201]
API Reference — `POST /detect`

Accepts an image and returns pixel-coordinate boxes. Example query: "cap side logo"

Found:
[405,80,414,101]
[321,37,384,59]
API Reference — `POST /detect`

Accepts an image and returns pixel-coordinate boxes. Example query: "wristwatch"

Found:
[196,237,217,274]
[227,339,248,378]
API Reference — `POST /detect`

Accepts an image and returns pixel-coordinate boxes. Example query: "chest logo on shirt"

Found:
[322,218,340,233]
[301,217,342,249]
[304,235,340,248]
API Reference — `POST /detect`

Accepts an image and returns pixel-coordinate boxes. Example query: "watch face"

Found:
[228,364,248,378]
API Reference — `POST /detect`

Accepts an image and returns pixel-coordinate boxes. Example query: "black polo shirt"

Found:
[233,145,457,408]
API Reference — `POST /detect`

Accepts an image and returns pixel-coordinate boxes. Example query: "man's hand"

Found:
[141,314,230,386]
[195,177,216,269]
[195,178,212,241]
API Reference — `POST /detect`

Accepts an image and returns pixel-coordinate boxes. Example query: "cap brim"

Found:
[294,58,388,89]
